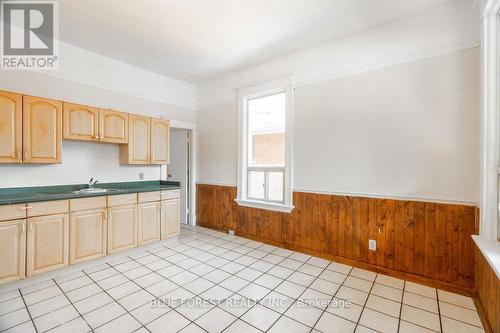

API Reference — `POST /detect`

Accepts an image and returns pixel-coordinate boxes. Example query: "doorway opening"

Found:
[168,128,192,225]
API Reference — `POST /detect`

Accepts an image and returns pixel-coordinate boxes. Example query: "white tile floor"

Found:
[0,225,485,333]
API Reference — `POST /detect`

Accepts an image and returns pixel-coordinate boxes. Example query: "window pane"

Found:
[248,171,265,199]
[248,92,286,166]
[268,171,284,202]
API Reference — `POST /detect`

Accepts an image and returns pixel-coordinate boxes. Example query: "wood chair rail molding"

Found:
[196,184,478,294]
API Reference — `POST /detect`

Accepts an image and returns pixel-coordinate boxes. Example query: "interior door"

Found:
[23,95,62,164]
[168,129,189,224]
[0,91,22,163]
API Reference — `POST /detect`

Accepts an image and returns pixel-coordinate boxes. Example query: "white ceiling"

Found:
[59,0,451,83]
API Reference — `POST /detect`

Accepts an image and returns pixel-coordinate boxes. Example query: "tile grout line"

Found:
[140,233,328,332]
[396,280,406,333]
[180,227,404,332]
[303,265,353,333]
[353,271,379,333]
[437,288,444,333]
[52,277,93,333]
[15,288,39,333]
[81,266,153,332]
[248,255,336,333]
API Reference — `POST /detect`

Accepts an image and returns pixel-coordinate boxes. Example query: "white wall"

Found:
[196,47,481,204]
[195,0,481,204]
[0,142,161,188]
[197,102,238,186]
[197,0,480,108]
[0,43,196,188]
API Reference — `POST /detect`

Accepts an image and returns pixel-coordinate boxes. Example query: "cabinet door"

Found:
[23,95,62,163]
[0,219,26,284]
[108,204,137,254]
[69,208,107,264]
[161,199,180,239]
[27,213,69,276]
[63,102,99,141]
[120,114,150,164]
[151,118,170,165]
[0,91,22,163]
[99,109,128,144]
[137,202,160,246]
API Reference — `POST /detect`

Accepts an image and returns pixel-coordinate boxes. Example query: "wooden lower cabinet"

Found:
[27,213,69,276]
[161,199,180,239]
[108,204,137,254]
[138,202,160,246]
[70,208,107,264]
[0,219,26,284]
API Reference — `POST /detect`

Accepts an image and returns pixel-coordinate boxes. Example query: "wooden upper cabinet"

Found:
[121,114,151,164]
[0,91,22,163]
[23,96,62,164]
[151,118,170,164]
[99,109,128,144]
[63,102,99,141]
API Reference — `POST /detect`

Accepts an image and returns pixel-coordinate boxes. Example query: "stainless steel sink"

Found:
[72,188,121,194]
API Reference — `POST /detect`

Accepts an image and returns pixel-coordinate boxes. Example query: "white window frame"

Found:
[236,75,294,213]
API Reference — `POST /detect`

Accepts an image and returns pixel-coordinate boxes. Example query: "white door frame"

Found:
[480,0,500,240]
[189,129,197,225]
[168,121,197,226]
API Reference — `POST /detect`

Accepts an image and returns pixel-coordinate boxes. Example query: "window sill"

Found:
[472,235,500,279]
[235,198,294,213]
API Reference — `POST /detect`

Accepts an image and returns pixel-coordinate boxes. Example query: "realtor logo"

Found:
[1,0,59,70]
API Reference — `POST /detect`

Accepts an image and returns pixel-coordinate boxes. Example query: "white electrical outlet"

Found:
[228,230,235,236]
[368,239,376,251]
[139,172,144,180]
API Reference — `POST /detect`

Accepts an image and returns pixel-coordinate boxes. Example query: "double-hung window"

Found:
[236,76,294,213]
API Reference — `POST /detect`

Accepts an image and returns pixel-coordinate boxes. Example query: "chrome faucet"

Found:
[88,177,99,189]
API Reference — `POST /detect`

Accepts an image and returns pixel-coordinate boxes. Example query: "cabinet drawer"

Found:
[0,204,26,221]
[138,191,161,203]
[107,194,137,207]
[161,189,180,200]
[70,196,106,211]
[27,200,68,217]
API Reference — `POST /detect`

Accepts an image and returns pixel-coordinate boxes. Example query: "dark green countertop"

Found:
[0,180,180,206]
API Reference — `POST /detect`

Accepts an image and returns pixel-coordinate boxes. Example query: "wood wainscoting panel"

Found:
[196,184,478,292]
[474,246,499,333]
